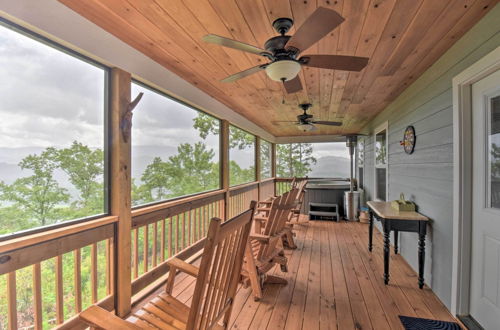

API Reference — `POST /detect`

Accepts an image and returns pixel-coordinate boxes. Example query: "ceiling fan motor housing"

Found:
[272,17,294,35]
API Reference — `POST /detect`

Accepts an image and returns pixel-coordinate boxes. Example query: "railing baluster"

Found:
[196,208,200,241]
[91,243,98,303]
[106,238,112,295]
[161,219,166,262]
[33,263,42,329]
[56,255,64,324]
[203,205,207,235]
[182,212,186,250]
[188,210,192,246]
[153,222,158,268]
[143,225,149,274]
[7,271,17,330]
[133,228,139,279]
[168,217,173,258]
[175,215,180,254]
[74,249,82,313]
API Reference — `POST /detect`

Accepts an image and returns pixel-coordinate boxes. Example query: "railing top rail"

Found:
[228,181,259,192]
[131,189,225,218]
[259,177,275,184]
[275,177,349,182]
[0,215,118,254]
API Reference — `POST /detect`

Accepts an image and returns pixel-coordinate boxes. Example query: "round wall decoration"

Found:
[401,125,416,154]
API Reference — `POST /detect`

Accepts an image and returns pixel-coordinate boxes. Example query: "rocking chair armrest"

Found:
[257,207,271,212]
[167,257,199,278]
[250,233,271,243]
[258,197,276,205]
[79,305,140,330]
[254,216,268,222]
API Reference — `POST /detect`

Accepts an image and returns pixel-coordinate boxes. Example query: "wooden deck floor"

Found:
[138,220,458,330]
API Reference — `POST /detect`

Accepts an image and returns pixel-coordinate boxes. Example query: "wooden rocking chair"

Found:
[79,201,257,330]
[288,179,308,224]
[243,190,298,300]
[255,182,305,249]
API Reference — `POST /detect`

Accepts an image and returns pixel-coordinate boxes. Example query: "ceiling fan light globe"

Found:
[265,60,301,82]
[297,123,314,132]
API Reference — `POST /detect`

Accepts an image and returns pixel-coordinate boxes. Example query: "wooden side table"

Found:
[367,201,429,289]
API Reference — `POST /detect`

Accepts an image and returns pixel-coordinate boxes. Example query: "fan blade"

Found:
[283,76,303,94]
[311,120,343,126]
[286,7,344,53]
[202,34,265,56]
[300,55,369,71]
[271,121,298,126]
[221,65,266,83]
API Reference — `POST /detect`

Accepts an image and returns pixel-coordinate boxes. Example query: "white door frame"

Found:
[451,46,500,316]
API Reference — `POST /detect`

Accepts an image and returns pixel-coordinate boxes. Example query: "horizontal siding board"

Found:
[389,143,453,164]
[388,89,452,134]
[389,179,452,203]
[389,106,453,144]
[389,163,453,181]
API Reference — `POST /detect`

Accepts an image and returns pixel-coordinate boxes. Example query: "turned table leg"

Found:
[383,221,391,285]
[418,233,426,289]
[368,210,374,252]
[394,230,399,254]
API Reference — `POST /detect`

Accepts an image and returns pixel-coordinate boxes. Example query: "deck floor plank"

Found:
[284,222,315,330]
[133,220,459,329]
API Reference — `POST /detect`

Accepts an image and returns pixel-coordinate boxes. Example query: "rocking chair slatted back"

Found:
[258,188,299,260]
[188,201,256,329]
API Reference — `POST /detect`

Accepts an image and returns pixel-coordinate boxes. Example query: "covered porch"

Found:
[0,1,499,329]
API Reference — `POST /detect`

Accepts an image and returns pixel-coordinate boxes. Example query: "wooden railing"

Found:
[228,182,259,219]
[129,189,225,299]
[259,177,275,201]
[0,177,306,329]
[0,216,117,330]
[275,177,294,195]
[0,179,279,329]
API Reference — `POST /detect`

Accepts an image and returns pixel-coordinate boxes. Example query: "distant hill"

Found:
[309,156,351,178]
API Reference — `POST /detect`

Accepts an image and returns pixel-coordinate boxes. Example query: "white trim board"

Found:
[451,46,500,316]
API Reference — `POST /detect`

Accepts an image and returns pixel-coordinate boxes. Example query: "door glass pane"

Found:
[489,95,500,208]
[375,131,387,166]
[376,168,386,201]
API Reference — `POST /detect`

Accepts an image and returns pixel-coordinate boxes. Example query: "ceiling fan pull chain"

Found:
[281,78,286,104]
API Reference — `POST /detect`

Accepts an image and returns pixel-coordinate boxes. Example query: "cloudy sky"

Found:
[0,22,349,183]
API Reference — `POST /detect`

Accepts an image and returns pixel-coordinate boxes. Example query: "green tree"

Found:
[230,161,255,186]
[276,143,316,177]
[167,142,219,196]
[260,141,272,178]
[50,141,104,210]
[140,157,171,202]
[0,150,69,226]
[193,113,254,149]
[137,142,220,203]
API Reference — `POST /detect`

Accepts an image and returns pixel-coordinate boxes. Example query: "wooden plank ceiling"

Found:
[59,0,495,137]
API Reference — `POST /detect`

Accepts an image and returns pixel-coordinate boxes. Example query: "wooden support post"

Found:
[255,137,261,202]
[7,272,17,330]
[221,120,230,220]
[110,68,132,317]
[271,143,277,196]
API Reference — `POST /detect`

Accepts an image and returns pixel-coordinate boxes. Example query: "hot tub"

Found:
[302,179,351,219]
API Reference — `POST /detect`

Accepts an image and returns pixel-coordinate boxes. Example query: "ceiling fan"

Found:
[272,103,342,132]
[202,7,369,94]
